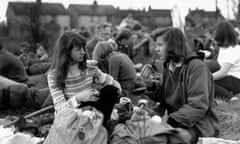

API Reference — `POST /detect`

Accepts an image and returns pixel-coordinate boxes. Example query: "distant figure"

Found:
[131,23,155,64]
[86,23,112,59]
[119,13,139,30]
[0,43,28,83]
[213,21,240,101]
[18,42,36,67]
[93,41,136,99]
[115,28,134,60]
[27,43,51,75]
[36,43,49,61]
[0,42,50,110]
[79,26,90,39]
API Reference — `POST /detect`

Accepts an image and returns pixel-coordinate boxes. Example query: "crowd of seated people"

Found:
[0,42,50,111]
[2,19,240,143]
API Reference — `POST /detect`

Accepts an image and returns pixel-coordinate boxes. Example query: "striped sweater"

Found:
[48,68,121,113]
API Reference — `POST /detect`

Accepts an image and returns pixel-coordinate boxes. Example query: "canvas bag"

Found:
[110,109,167,144]
[109,108,192,144]
[44,107,108,144]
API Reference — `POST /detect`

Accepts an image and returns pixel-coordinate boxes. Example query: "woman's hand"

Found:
[143,75,162,88]
[75,89,99,103]
[143,77,154,88]
[87,65,102,80]
[93,68,102,79]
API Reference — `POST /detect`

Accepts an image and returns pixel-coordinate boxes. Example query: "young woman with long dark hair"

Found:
[48,31,121,125]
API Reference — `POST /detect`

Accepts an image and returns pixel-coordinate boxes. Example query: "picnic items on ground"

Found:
[0,126,44,144]
[44,107,108,144]
[109,106,192,144]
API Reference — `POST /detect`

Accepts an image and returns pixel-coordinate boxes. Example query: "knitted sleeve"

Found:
[47,70,79,113]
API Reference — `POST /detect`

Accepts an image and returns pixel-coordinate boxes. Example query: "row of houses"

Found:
[6,0,224,38]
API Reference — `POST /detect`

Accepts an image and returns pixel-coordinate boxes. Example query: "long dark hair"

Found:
[215,21,238,48]
[50,31,87,89]
[165,28,191,63]
[153,27,191,63]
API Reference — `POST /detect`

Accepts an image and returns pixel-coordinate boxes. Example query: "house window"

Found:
[203,17,209,22]
[155,17,164,24]
[92,16,98,23]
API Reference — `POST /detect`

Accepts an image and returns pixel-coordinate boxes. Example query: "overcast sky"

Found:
[0,0,237,21]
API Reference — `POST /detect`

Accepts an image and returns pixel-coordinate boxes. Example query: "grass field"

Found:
[1,74,240,141]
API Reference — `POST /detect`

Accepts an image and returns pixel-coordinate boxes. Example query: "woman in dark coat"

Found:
[146,27,219,144]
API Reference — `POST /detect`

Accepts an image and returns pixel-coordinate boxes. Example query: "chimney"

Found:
[148,6,151,11]
[92,0,98,9]
[93,0,98,6]
[143,7,146,12]
[36,0,41,5]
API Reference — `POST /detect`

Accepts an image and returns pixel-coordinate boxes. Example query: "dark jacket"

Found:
[0,50,28,83]
[146,53,219,137]
[116,41,134,60]
[108,52,136,89]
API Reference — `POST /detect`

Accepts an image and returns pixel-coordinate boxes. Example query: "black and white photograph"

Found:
[0,0,240,143]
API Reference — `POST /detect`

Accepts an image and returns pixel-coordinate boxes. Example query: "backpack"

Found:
[44,107,108,144]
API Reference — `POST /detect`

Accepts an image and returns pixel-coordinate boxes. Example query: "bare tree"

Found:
[41,20,60,55]
[0,21,8,37]
[15,0,61,54]
[29,0,42,50]
[17,0,43,51]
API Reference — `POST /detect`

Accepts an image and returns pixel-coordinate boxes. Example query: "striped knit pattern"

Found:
[48,68,121,113]
[140,64,154,80]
